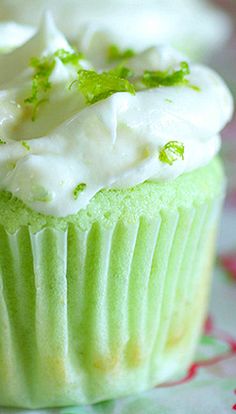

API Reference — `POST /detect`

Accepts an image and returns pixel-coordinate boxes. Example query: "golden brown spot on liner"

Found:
[165,227,217,349]
[43,356,68,385]
[125,340,145,368]
[0,359,14,384]
[93,353,119,372]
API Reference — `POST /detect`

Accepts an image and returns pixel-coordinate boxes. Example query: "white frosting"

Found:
[0,0,232,60]
[0,15,233,217]
[76,1,232,64]
[0,21,35,52]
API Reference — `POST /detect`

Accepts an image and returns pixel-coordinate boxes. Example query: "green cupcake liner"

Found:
[0,193,222,408]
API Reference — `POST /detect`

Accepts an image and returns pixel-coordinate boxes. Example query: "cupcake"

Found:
[0,14,233,409]
[0,0,232,61]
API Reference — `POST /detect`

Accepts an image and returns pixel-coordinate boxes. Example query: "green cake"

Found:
[0,158,225,407]
[0,15,233,409]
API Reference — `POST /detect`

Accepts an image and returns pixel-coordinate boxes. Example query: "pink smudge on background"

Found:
[159,316,236,388]
[226,192,236,208]
[222,115,236,142]
[220,253,236,281]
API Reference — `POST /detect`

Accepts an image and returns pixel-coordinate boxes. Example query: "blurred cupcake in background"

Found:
[0,0,232,61]
[210,0,236,96]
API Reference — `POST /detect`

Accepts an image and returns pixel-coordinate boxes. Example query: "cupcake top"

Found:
[0,15,233,217]
[0,21,35,53]
[0,0,232,60]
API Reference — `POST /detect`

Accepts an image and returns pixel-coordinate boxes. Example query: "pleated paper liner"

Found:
[0,196,222,408]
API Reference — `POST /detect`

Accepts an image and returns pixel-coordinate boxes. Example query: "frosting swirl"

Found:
[0,0,232,60]
[0,15,233,217]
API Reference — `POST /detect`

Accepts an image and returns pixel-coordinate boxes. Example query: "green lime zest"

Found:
[73,183,87,200]
[21,140,31,151]
[159,141,185,165]
[109,64,134,79]
[0,139,6,145]
[71,61,197,104]
[25,48,84,120]
[189,84,201,92]
[24,55,55,121]
[141,61,199,90]
[76,68,135,104]
[108,44,136,62]
[54,48,84,66]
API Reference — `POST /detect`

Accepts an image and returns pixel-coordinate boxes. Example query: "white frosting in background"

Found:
[76,2,232,64]
[0,15,233,217]
[0,0,232,60]
[0,22,35,53]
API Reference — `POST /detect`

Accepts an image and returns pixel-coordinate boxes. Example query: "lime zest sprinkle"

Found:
[73,183,87,200]
[75,68,136,105]
[54,48,84,65]
[21,141,31,151]
[25,48,84,120]
[0,138,6,144]
[68,79,78,91]
[26,50,198,113]
[24,55,55,120]
[108,44,136,62]
[141,61,199,91]
[109,64,134,80]
[188,84,201,92]
[71,61,197,104]
[159,141,185,165]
